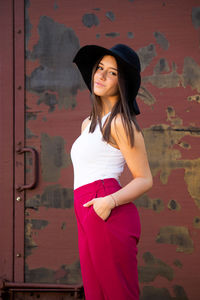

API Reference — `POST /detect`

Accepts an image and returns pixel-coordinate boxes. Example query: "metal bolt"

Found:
[16,196,22,202]
[17,86,22,90]
[17,29,22,34]
[16,253,21,257]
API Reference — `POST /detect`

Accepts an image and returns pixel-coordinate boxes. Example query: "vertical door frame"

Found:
[0,0,15,284]
[14,0,25,282]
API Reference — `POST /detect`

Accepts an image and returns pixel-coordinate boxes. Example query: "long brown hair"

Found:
[88,56,141,148]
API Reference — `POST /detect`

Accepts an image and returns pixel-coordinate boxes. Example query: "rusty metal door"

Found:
[14,0,83,296]
[1,0,83,299]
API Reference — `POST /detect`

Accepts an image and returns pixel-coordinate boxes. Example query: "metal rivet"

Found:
[17,86,22,90]
[17,29,22,34]
[16,196,22,202]
[16,253,21,257]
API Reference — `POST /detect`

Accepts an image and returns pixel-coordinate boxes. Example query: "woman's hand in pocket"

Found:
[83,196,115,221]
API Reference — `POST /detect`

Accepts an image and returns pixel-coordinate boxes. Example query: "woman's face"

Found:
[93,55,119,98]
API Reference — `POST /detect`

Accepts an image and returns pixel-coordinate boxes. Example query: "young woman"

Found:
[71,44,153,300]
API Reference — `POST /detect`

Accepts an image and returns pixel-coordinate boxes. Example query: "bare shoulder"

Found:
[110,113,142,146]
[81,116,91,133]
[110,113,151,180]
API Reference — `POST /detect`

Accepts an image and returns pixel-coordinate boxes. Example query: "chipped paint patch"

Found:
[53,0,58,10]
[137,44,157,72]
[173,259,183,268]
[106,11,115,21]
[27,16,83,110]
[156,226,194,253]
[25,261,82,284]
[184,158,200,208]
[134,194,164,212]
[25,0,32,51]
[26,185,74,209]
[193,216,200,229]
[166,106,183,126]
[187,94,200,103]
[138,252,173,282]
[182,57,200,92]
[168,199,181,211]
[143,62,180,88]
[154,31,169,50]
[192,7,200,29]
[41,133,70,182]
[26,127,38,139]
[127,32,134,39]
[25,219,38,257]
[105,32,120,38]
[154,58,170,74]
[138,86,156,106]
[82,13,99,28]
[37,92,57,112]
[140,285,188,300]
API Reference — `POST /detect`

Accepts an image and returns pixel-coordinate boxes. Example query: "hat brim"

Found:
[73,45,140,115]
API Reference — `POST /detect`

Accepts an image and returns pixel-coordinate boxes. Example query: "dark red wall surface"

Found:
[1,0,200,299]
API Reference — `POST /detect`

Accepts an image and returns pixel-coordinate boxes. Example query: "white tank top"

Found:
[70,112,125,189]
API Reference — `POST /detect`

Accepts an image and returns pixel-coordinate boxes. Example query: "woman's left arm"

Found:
[110,115,153,206]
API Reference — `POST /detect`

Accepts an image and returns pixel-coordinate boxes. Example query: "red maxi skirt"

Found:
[74,178,141,300]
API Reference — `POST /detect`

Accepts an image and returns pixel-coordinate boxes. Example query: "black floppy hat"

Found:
[73,44,141,115]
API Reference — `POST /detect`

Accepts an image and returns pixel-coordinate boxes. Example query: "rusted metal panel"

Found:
[0,0,14,284]
[24,0,200,299]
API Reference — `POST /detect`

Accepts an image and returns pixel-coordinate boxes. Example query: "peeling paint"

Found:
[154,31,169,50]
[25,220,38,257]
[134,194,164,212]
[26,185,74,209]
[61,222,66,230]
[168,199,181,211]
[188,94,200,103]
[156,226,194,253]
[140,285,188,300]
[41,133,70,182]
[138,252,173,282]
[26,127,38,139]
[143,62,180,88]
[106,11,115,21]
[29,219,49,230]
[192,7,200,29]
[178,141,191,149]
[143,118,200,209]
[25,261,82,284]
[27,16,83,110]
[193,216,200,229]
[26,111,38,122]
[182,57,200,92]
[54,0,58,10]
[25,0,32,52]
[166,106,183,126]
[137,44,157,72]
[138,86,156,106]
[173,259,183,268]
[82,13,99,28]
[143,56,200,91]
[105,32,120,38]
[154,58,170,74]
[127,32,134,39]
[37,92,57,112]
